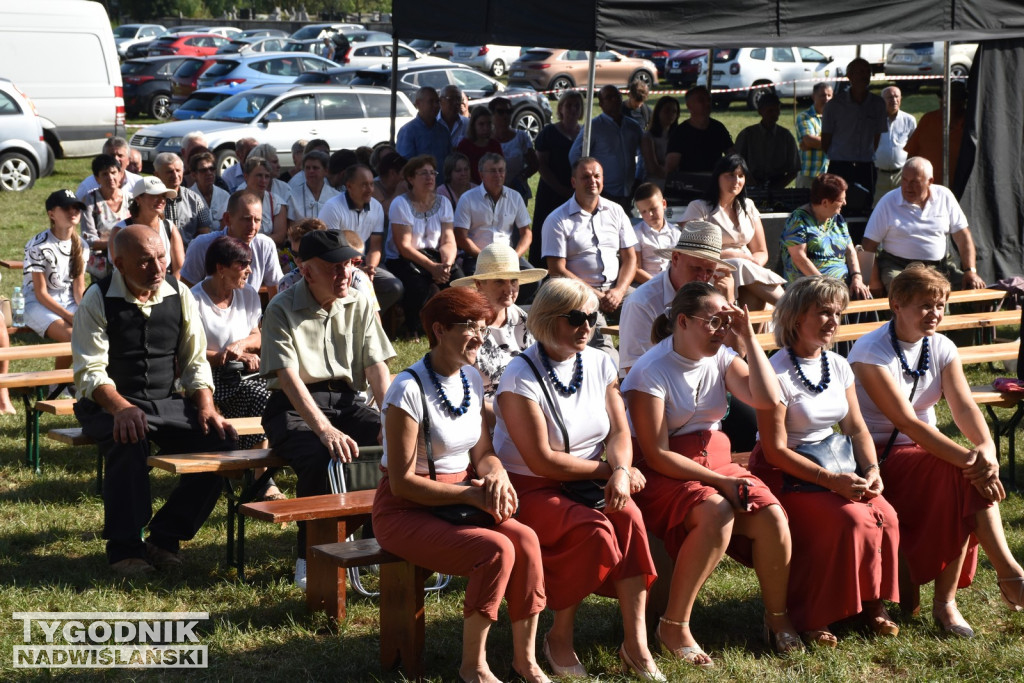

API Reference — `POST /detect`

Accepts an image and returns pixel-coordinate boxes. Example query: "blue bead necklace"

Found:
[423,352,471,417]
[888,321,930,378]
[538,345,584,396]
[787,347,831,393]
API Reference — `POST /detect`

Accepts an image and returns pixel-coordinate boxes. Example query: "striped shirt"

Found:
[796,105,828,178]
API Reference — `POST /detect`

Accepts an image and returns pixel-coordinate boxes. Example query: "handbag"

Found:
[519,354,607,509]
[402,368,496,527]
[782,432,859,493]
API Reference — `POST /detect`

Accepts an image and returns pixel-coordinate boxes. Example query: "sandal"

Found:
[998,576,1024,612]
[764,610,804,654]
[260,485,287,502]
[932,599,975,639]
[800,629,838,648]
[867,615,900,637]
[655,617,713,668]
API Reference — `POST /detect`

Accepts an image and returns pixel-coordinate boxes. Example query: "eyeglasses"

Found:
[414,170,438,178]
[688,314,733,331]
[453,321,488,338]
[560,309,598,327]
[196,166,216,174]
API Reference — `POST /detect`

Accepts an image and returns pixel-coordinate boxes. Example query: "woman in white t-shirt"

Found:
[110,177,185,278]
[850,266,1024,635]
[493,278,663,681]
[240,155,289,247]
[623,281,799,664]
[23,190,88,369]
[286,150,339,223]
[372,288,547,683]
[749,276,898,647]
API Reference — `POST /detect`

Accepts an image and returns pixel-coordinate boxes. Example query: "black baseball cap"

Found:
[299,230,362,263]
[45,189,86,211]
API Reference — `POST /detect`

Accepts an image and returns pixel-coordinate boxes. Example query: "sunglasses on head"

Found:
[560,309,598,327]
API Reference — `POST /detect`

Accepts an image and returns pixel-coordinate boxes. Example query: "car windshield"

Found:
[291,26,326,40]
[519,50,552,61]
[121,61,152,75]
[202,61,240,78]
[173,60,204,79]
[202,92,276,122]
[114,26,140,38]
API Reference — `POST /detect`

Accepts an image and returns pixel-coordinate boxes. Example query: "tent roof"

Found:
[393,0,1024,51]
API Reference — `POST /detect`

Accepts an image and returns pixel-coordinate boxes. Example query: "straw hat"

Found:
[451,243,548,287]
[655,220,735,271]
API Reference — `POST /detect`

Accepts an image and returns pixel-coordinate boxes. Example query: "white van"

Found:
[0,0,125,158]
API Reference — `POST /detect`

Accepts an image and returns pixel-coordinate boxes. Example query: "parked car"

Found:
[196,52,336,89]
[626,49,673,78]
[885,42,977,81]
[130,84,415,173]
[113,23,165,57]
[217,36,292,54]
[203,26,243,39]
[171,83,251,120]
[169,57,209,108]
[698,46,840,109]
[407,39,456,59]
[451,44,522,77]
[342,63,552,140]
[237,28,289,40]
[665,49,707,88]
[336,41,450,69]
[122,26,203,59]
[291,66,366,87]
[290,23,364,41]
[0,78,53,191]
[121,56,190,120]
[147,33,232,57]
[508,49,658,94]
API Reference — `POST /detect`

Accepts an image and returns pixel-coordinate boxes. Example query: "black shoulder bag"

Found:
[878,373,922,463]
[519,354,607,509]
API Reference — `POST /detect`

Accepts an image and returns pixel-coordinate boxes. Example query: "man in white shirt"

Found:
[862,156,984,292]
[543,157,637,364]
[179,191,283,297]
[873,86,917,204]
[221,137,259,192]
[454,154,532,271]
[76,136,142,200]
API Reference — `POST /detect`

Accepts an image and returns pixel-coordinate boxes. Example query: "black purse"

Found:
[782,432,859,493]
[402,368,496,527]
[520,354,607,509]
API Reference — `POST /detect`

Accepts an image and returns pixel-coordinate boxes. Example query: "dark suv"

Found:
[296,63,552,140]
[121,56,190,120]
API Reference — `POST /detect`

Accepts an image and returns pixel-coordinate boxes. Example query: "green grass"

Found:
[1,99,1023,680]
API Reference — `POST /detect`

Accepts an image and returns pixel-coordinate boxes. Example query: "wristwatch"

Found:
[965,267,978,273]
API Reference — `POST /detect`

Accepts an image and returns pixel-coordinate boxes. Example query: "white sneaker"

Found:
[294,558,307,591]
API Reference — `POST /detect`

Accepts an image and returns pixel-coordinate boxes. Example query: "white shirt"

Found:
[622,339,737,436]
[381,359,483,475]
[493,345,616,476]
[385,193,453,261]
[848,324,958,444]
[633,219,680,277]
[864,184,968,261]
[190,183,230,231]
[618,269,676,373]
[76,170,143,201]
[221,164,245,193]
[770,349,854,447]
[541,195,638,288]
[453,185,531,250]
[180,229,283,288]
[287,182,341,221]
[190,280,262,352]
[874,110,917,171]
[320,193,386,244]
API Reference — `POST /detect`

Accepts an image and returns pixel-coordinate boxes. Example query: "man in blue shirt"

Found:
[396,87,452,182]
[568,85,643,211]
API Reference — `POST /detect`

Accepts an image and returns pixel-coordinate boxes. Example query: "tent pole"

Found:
[582,51,597,156]
[705,49,713,91]
[389,35,399,145]
[942,41,951,186]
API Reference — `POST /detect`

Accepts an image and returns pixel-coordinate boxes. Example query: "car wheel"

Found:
[490,59,506,78]
[149,93,172,120]
[0,152,37,192]
[747,81,775,110]
[513,108,542,141]
[549,75,574,97]
[215,147,239,175]
[950,63,970,80]
[630,70,654,87]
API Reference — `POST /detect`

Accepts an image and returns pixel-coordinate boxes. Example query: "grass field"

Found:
[0,84,1022,681]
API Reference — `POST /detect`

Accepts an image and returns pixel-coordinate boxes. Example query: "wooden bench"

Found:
[0,368,73,472]
[971,384,1024,481]
[0,259,23,270]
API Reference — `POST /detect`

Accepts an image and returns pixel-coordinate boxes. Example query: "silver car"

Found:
[130,83,415,173]
[885,42,977,81]
[0,78,53,192]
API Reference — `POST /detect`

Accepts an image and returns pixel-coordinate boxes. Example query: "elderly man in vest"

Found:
[72,225,238,576]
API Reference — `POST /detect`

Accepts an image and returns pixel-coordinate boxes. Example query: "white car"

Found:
[885,42,977,81]
[338,41,450,69]
[113,23,165,57]
[0,78,53,191]
[700,46,840,109]
[451,44,521,77]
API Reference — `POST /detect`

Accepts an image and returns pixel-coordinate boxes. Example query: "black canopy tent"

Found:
[389,0,1024,283]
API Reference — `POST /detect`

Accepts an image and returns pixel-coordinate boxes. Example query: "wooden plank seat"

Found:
[971,384,1024,482]
[0,368,73,472]
[0,342,71,362]
[959,341,1020,366]
[311,538,428,680]
[0,259,23,270]
[35,398,76,416]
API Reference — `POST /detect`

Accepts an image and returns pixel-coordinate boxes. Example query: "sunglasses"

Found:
[560,309,598,327]
[688,314,733,331]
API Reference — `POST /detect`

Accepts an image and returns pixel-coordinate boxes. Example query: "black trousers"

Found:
[75,395,236,564]
[371,265,404,313]
[263,387,382,558]
[386,255,465,335]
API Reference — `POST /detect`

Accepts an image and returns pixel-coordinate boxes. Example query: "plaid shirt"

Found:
[796,105,828,178]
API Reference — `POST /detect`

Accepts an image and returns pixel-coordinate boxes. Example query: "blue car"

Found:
[171,83,253,121]
[194,51,336,90]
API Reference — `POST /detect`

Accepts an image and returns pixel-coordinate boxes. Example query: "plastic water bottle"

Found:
[11,286,24,327]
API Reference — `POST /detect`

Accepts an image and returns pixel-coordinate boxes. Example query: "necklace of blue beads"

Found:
[423,352,471,417]
[787,347,830,393]
[888,321,930,378]
[538,345,584,396]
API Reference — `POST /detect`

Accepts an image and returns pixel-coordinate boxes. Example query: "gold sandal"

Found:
[764,610,804,654]
[655,617,713,668]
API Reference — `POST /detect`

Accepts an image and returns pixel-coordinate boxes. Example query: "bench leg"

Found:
[95,450,104,496]
[306,519,351,620]
[379,561,426,680]
[22,392,40,473]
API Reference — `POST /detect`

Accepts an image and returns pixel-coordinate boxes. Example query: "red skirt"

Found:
[632,430,780,567]
[749,443,900,630]
[878,443,990,588]
[507,471,656,611]
[372,470,546,622]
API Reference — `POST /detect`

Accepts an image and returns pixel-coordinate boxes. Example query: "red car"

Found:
[147,33,231,57]
[169,58,213,108]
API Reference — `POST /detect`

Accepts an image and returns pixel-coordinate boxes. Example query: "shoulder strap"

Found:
[879,373,921,462]
[401,367,436,480]
[519,353,570,453]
